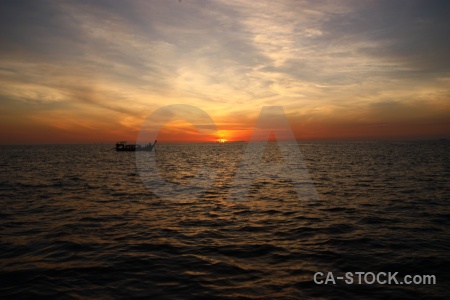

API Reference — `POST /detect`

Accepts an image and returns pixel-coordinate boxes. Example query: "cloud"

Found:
[0,0,449,142]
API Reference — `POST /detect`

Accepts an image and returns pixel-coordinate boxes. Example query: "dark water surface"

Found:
[1,142,449,299]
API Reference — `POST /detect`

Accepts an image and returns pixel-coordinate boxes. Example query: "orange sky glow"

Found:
[1,1,449,144]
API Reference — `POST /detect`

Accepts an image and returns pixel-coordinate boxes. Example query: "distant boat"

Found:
[115,140,157,152]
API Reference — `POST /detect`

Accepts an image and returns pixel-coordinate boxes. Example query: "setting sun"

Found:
[1,0,449,144]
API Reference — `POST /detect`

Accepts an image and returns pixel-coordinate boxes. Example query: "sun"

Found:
[216,129,232,143]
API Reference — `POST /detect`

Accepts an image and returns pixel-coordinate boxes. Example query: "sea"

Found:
[0,141,449,299]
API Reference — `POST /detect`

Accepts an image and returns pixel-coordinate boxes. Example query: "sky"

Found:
[1,0,449,143]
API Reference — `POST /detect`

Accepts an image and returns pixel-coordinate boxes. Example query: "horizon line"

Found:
[1,137,448,146]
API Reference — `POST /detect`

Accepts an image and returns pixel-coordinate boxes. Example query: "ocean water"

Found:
[0,141,449,299]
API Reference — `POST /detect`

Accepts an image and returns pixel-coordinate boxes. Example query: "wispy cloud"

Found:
[0,0,449,142]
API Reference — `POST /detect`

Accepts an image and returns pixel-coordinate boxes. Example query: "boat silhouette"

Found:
[115,140,157,152]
